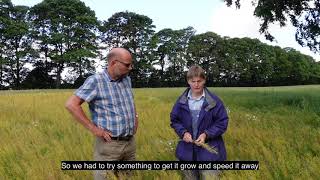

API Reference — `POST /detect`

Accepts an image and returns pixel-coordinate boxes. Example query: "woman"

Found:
[170,65,229,179]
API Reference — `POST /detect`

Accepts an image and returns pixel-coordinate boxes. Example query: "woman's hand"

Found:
[183,132,193,143]
[195,133,206,146]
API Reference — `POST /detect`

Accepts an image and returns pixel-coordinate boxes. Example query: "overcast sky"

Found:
[11,0,320,61]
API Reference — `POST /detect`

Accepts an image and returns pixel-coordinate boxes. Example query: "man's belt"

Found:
[110,135,133,141]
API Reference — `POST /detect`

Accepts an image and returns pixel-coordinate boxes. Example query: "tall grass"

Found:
[0,86,319,179]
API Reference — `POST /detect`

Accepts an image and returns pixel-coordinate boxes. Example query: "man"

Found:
[170,65,228,179]
[65,48,138,180]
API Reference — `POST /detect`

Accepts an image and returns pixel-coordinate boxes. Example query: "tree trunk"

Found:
[55,62,63,89]
[79,58,83,78]
[0,59,3,87]
[16,57,20,89]
[15,41,20,89]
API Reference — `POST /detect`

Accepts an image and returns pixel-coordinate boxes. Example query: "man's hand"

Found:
[183,132,193,143]
[90,125,112,142]
[195,133,207,146]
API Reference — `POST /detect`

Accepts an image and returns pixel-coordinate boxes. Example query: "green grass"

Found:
[0,85,319,179]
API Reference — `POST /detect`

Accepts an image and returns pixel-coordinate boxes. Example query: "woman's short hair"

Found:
[187,65,206,80]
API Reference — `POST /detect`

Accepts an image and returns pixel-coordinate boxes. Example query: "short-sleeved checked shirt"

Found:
[75,70,135,137]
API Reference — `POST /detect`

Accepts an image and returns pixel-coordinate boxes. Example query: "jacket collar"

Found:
[179,87,217,111]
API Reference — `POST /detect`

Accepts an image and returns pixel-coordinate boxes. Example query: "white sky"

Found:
[11,0,320,61]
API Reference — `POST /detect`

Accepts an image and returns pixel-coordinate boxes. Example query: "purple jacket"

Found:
[170,87,229,161]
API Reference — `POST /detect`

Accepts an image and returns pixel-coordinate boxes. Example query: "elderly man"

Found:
[65,48,138,179]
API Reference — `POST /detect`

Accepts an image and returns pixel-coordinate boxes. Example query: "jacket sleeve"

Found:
[170,101,187,139]
[204,101,229,139]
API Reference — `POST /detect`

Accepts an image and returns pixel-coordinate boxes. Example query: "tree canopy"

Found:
[30,0,99,88]
[224,0,320,53]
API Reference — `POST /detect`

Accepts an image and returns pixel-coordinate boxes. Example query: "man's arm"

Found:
[65,95,112,141]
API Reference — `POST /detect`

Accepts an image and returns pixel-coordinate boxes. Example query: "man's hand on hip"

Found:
[90,125,112,142]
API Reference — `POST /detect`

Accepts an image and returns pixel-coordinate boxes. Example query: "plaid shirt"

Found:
[75,70,135,137]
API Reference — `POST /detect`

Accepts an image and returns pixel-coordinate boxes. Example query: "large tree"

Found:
[223,37,275,86]
[101,11,155,87]
[285,47,313,84]
[225,0,320,53]
[269,46,292,85]
[151,27,195,86]
[30,0,99,88]
[187,32,225,86]
[0,0,34,89]
[0,0,11,87]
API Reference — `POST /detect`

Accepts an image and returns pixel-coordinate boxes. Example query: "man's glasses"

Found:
[115,59,134,69]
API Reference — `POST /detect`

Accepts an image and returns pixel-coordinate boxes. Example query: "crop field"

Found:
[0,85,319,179]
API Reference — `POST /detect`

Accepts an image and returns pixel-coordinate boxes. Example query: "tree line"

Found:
[1,0,319,89]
